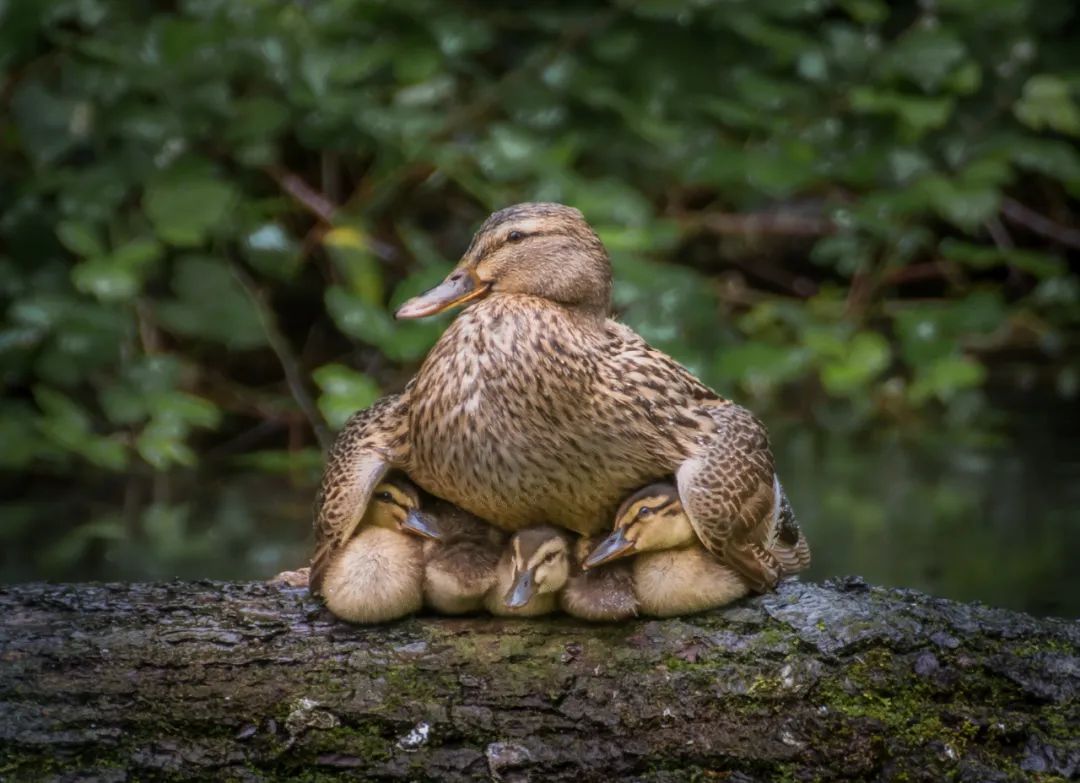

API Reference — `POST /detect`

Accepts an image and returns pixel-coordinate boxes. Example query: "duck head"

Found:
[366,476,443,541]
[395,203,612,319]
[504,526,572,609]
[584,482,695,568]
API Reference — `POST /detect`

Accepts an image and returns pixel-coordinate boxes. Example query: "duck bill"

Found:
[583,528,636,569]
[400,510,443,540]
[395,268,490,319]
[504,569,536,609]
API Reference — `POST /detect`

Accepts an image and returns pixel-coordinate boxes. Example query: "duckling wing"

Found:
[311,393,409,593]
[675,402,782,593]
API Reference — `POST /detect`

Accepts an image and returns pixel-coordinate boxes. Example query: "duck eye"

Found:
[375,491,392,502]
[507,230,525,243]
[637,507,654,519]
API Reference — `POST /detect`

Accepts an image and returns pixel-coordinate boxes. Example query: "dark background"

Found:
[2,0,1078,616]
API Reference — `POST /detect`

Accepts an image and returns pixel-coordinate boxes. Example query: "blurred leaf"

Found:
[820,332,891,395]
[941,240,1064,278]
[313,363,381,430]
[144,159,237,246]
[33,386,127,470]
[910,355,987,404]
[41,516,126,571]
[157,256,267,349]
[71,238,162,302]
[325,284,442,362]
[232,448,323,476]
[1014,75,1080,136]
[714,341,810,396]
[244,224,300,281]
[142,503,191,556]
[56,220,104,258]
[325,227,383,304]
[0,401,45,468]
[850,88,954,138]
[882,28,967,92]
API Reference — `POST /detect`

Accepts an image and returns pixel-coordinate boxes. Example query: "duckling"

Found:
[560,535,639,622]
[486,526,571,617]
[314,474,441,624]
[486,527,638,621]
[419,502,506,615]
[386,202,798,593]
[585,480,810,617]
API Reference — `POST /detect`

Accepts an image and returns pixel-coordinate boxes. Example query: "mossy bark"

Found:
[1,578,1077,782]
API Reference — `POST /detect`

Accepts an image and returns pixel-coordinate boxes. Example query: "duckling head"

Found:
[395,203,612,319]
[367,477,443,541]
[584,482,694,568]
[504,526,572,609]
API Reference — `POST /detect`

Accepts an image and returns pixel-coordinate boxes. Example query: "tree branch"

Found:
[1000,197,1080,250]
[2,579,1076,781]
[231,263,331,450]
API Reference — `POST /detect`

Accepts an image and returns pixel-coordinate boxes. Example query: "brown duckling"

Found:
[560,535,639,622]
[419,502,506,615]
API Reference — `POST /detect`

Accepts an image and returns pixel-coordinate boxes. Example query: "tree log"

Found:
[1,578,1077,782]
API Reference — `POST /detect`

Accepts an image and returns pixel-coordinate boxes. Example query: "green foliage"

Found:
[1,0,1077,584]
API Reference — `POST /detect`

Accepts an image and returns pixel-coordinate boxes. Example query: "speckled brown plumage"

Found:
[318,202,803,595]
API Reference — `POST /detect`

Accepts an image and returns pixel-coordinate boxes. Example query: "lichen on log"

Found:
[1,578,1077,781]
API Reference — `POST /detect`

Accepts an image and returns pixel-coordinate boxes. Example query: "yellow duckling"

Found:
[313,475,441,624]
[486,526,570,617]
[386,203,794,593]
[584,481,810,617]
[487,527,638,621]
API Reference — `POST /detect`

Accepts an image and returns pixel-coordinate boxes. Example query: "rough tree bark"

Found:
[1,578,1077,782]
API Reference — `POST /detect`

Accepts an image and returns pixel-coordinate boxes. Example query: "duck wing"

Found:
[675,402,782,593]
[310,392,410,593]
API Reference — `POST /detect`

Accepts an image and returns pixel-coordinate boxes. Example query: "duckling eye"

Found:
[375,491,392,502]
[544,552,558,564]
[507,230,525,243]
[637,507,654,519]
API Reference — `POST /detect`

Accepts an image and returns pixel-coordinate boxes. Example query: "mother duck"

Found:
[311,203,789,594]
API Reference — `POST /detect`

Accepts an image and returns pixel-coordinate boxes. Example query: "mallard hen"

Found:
[319,202,798,594]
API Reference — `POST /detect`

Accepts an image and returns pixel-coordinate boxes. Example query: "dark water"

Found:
[775,402,1080,618]
[4,397,1078,619]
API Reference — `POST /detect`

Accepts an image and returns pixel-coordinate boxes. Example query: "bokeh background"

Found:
[2,1,1078,616]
